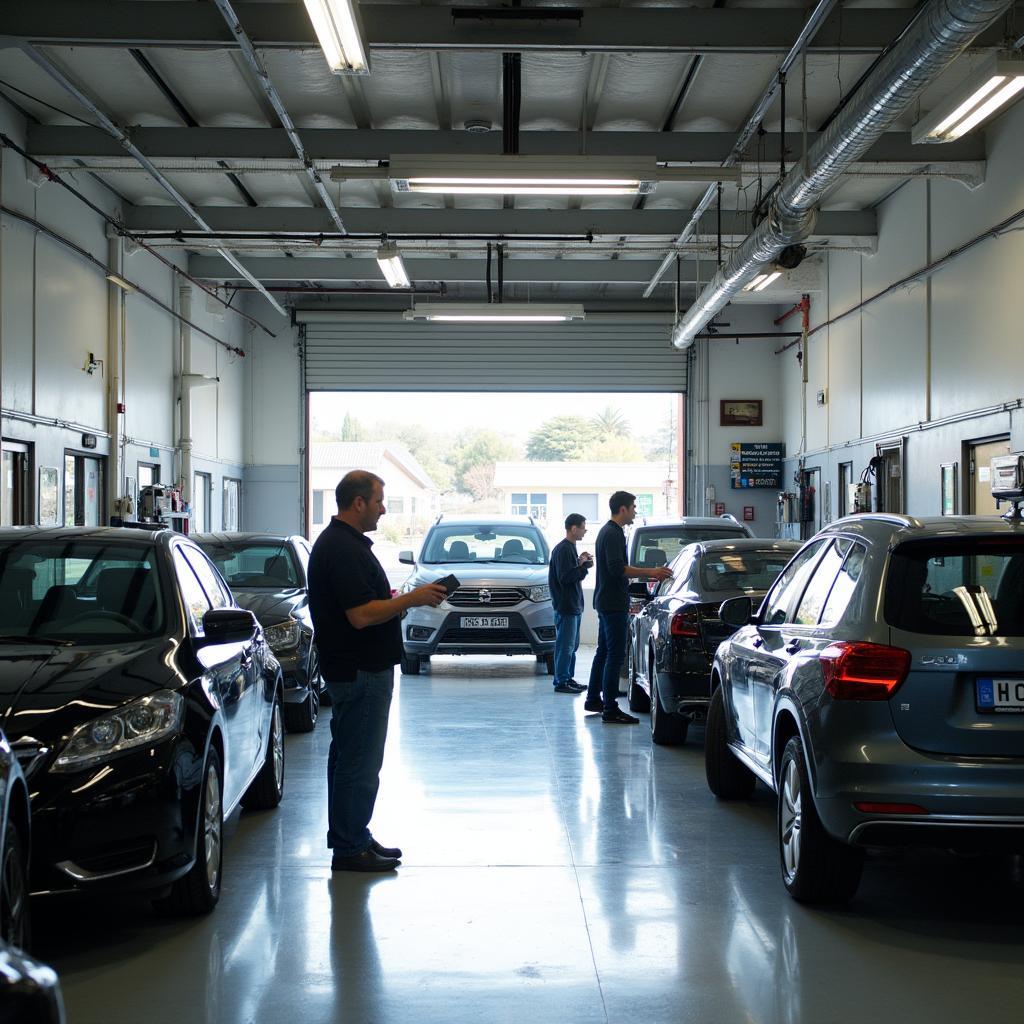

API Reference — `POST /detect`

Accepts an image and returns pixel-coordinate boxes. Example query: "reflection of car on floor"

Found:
[193,532,324,732]
[707,514,1024,904]
[0,527,284,916]
[0,942,65,1023]
[627,539,800,745]
[397,516,556,675]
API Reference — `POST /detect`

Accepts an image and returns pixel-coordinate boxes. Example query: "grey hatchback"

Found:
[706,513,1024,904]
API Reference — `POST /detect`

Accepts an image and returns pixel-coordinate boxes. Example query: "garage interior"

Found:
[2,0,1024,1020]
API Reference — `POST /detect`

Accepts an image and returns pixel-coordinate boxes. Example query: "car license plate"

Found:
[460,616,508,629]
[975,678,1024,713]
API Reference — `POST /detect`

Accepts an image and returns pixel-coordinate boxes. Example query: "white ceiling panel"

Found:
[675,55,780,133]
[520,53,590,131]
[230,173,315,208]
[360,52,440,129]
[445,52,501,130]
[0,48,108,126]
[260,49,359,129]
[593,53,694,131]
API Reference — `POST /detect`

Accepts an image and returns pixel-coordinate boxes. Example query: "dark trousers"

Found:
[586,610,628,712]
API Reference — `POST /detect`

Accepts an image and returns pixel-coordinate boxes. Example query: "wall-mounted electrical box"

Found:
[991,454,1024,501]
[816,388,828,406]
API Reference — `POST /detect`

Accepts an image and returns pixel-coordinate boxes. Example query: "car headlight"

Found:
[264,619,301,651]
[52,690,183,773]
[527,585,551,603]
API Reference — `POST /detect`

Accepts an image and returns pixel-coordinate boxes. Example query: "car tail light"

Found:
[854,802,928,814]
[670,607,700,637]
[820,642,911,700]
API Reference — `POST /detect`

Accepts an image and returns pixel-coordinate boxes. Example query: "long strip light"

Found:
[376,243,410,288]
[742,271,782,293]
[404,303,585,323]
[912,52,1024,143]
[303,0,369,74]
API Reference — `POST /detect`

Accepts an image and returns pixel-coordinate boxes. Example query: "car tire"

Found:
[705,686,756,799]
[650,657,687,746]
[626,640,650,713]
[0,818,30,951]
[284,652,320,733]
[401,654,421,675]
[778,735,863,904]
[154,748,224,916]
[242,696,286,812]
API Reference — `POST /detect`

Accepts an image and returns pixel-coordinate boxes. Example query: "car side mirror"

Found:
[200,607,258,644]
[399,550,415,565]
[719,595,753,628]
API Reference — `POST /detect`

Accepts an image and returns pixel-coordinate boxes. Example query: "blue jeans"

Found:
[325,668,394,856]
[553,611,581,686]
[586,610,628,712]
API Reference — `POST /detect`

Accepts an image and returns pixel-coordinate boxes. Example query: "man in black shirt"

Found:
[308,470,446,871]
[548,513,593,694]
[585,490,673,724]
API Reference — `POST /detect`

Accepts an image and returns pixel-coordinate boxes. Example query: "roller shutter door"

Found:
[297,312,686,393]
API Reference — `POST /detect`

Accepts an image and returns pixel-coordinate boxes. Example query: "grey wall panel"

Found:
[297,314,687,393]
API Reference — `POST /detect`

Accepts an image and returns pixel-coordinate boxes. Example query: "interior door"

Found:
[969,438,1011,515]
[1,442,30,526]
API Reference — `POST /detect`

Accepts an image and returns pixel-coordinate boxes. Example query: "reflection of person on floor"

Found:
[308,469,446,872]
[549,513,592,695]
[328,876,389,1022]
[586,490,672,724]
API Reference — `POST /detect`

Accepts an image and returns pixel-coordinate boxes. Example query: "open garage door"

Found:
[297,312,686,393]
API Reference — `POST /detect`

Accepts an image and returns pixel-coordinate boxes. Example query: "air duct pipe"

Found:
[670,0,1013,349]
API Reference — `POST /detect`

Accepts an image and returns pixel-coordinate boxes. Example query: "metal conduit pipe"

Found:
[670,0,1013,349]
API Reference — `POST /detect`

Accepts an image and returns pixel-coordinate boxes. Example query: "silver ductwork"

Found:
[671,0,1014,349]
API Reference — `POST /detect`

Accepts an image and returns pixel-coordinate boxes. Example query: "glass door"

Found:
[1,441,30,526]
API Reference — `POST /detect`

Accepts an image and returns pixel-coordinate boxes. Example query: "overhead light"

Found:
[106,273,136,293]
[303,0,369,74]
[331,155,740,196]
[912,51,1024,143]
[742,271,782,293]
[376,243,410,289]
[404,303,585,323]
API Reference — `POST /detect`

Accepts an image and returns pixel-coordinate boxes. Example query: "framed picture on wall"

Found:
[39,466,59,525]
[720,399,763,427]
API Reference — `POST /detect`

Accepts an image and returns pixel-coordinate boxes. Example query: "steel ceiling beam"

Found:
[5,3,1016,53]
[26,127,985,165]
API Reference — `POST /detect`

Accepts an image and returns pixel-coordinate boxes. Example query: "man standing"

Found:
[548,513,593,695]
[308,470,446,872]
[585,491,673,724]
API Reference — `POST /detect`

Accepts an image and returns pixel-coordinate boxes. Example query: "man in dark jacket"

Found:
[548,513,593,694]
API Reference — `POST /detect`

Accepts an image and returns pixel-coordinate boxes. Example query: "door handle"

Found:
[752,636,764,649]
[785,639,801,654]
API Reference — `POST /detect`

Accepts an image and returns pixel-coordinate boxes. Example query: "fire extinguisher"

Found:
[801,484,816,523]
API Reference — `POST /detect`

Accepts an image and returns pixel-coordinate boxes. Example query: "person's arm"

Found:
[625,563,672,581]
[557,545,588,585]
[346,583,446,630]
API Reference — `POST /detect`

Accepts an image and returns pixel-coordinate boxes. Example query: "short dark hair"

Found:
[609,490,636,516]
[336,470,384,510]
[564,513,586,530]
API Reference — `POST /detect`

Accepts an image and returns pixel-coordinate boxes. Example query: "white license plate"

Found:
[976,678,1024,713]
[460,616,509,629]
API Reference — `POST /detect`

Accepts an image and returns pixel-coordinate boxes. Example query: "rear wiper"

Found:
[0,634,72,646]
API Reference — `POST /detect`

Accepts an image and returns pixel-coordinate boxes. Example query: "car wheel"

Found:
[242,696,286,811]
[0,819,30,950]
[778,735,863,904]
[704,686,756,798]
[626,640,650,713]
[284,652,320,733]
[155,748,223,916]
[650,656,687,746]
[400,654,421,675]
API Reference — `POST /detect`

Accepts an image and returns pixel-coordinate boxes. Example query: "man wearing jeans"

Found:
[308,470,446,872]
[585,491,673,724]
[548,513,593,694]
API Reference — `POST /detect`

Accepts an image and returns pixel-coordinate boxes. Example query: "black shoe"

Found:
[370,838,403,859]
[584,699,604,713]
[553,683,581,694]
[602,708,639,725]
[566,681,587,692]
[331,848,399,872]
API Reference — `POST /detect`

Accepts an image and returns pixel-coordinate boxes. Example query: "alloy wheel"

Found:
[271,702,284,793]
[1,832,27,948]
[203,763,223,892]
[780,758,803,883]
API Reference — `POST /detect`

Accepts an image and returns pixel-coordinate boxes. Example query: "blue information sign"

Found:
[730,442,785,489]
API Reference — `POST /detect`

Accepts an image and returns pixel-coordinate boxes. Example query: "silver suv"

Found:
[706,513,1024,904]
[398,516,555,675]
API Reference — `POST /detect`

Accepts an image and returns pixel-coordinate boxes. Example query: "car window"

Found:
[173,548,212,635]
[819,542,866,625]
[761,540,827,625]
[633,527,748,567]
[421,525,548,564]
[793,541,848,625]
[699,548,798,593]
[197,541,300,588]
[181,547,232,609]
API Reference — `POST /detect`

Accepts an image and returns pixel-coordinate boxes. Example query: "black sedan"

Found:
[193,532,324,732]
[627,539,800,745]
[0,527,284,915]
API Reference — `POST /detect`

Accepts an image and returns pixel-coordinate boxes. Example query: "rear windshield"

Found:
[421,525,548,565]
[885,539,1024,637]
[635,527,748,568]
[198,542,300,588]
[699,549,796,593]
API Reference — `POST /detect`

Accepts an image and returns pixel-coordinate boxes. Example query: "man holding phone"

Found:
[308,470,447,872]
[548,513,592,694]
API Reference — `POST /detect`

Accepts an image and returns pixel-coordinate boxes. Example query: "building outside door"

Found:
[968,437,1011,515]
[2,441,30,526]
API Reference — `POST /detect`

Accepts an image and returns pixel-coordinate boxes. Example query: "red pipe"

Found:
[774,294,810,332]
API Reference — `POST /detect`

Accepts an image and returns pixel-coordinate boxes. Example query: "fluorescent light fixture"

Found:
[331,155,740,196]
[912,52,1024,143]
[376,243,410,289]
[106,273,136,293]
[742,271,782,293]
[303,0,369,74]
[404,303,586,323]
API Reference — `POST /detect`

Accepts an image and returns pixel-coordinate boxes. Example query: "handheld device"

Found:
[434,574,461,595]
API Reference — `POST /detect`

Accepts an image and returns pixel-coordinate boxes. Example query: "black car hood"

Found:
[0,641,180,744]
[233,588,308,626]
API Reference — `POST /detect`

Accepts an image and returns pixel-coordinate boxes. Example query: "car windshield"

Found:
[0,539,165,641]
[421,525,549,565]
[885,538,1024,637]
[635,527,748,568]
[198,542,301,588]
[698,548,795,592]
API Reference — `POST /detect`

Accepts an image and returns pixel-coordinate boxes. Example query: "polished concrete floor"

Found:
[36,648,1024,1024]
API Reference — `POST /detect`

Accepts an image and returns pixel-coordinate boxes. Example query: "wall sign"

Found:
[730,442,785,489]
[81,433,98,450]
